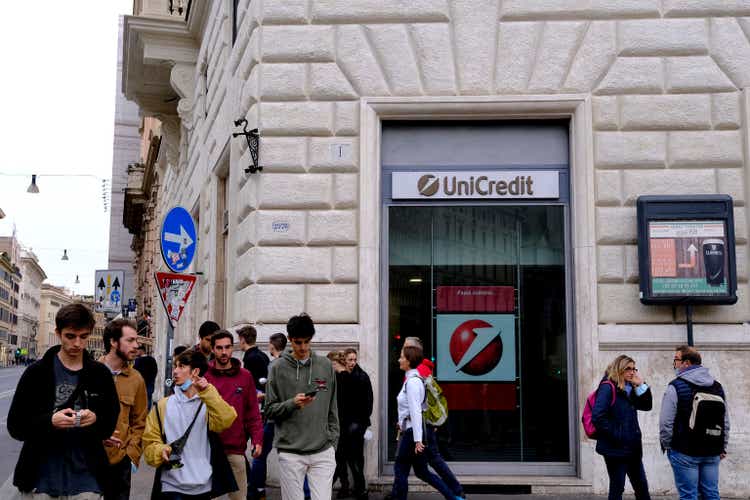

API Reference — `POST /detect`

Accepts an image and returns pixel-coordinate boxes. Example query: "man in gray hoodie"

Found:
[659,345,729,500]
[265,313,339,500]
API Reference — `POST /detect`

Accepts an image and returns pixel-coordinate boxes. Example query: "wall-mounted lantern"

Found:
[232,119,262,174]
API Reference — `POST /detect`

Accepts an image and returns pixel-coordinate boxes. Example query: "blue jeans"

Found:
[603,455,651,500]
[391,428,455,500]
[667,449,721,500]
[424,426,463,497]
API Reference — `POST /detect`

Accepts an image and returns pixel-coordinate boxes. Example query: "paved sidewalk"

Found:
[129,464,681,500]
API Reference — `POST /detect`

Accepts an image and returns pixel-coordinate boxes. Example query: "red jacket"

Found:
[205,358,263,455]
[417,359,434,378]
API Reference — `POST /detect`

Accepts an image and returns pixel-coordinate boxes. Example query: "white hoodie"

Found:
[161,387,212,495]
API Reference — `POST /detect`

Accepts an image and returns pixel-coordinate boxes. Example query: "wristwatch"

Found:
[74,410,82,428]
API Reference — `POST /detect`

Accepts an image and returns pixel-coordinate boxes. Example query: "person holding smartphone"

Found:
[8,303,120,498]
[264,314,339,500]
[143,349,238,499]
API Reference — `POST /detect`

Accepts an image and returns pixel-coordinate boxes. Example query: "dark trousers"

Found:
[335,422,367,495]
[424,426,462,497]
[334,431,350,490]
[391,428,454,500]
[604,455,651,500]
[248,421,275,496]
[103,456,132,500]
[160,493,212,500]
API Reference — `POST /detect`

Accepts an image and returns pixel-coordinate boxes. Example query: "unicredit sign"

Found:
[392,171,559,200]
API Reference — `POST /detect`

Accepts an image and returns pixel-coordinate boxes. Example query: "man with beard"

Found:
[99,318,148,500]
[205,330,264,500]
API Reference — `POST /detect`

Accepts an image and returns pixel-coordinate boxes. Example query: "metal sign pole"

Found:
[685,304,694,347]
[164,318,175,396]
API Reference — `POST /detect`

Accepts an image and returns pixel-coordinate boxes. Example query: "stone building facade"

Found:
[18,250,46,360]
[38,284,73,355]
[122,1,750,495]
[108,18,141,313]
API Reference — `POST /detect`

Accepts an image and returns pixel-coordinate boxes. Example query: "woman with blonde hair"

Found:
[592,354,653,500]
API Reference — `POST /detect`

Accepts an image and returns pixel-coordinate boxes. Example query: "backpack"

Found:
[581,380,616,439]
[422,375,449,427]
[671,379,726,456]
[405,374,449,427]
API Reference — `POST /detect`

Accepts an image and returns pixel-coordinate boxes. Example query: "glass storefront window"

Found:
[386,205,569,463]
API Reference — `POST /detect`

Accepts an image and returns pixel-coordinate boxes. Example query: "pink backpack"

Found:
[581,380,616,439]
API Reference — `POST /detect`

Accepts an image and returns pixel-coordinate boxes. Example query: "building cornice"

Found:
[122,15,198,115]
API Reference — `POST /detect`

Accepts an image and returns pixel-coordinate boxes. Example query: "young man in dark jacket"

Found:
[8,303,120,498]
[265,314,339,500]
[338,348,373,500]
[238,324,270,390]
[205,330,264,500]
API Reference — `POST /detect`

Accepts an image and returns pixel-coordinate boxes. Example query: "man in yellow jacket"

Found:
[143,348,238,499]
[99,319,149,500]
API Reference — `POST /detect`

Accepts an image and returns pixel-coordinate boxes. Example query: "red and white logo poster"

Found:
[436,314,516,382]
[154,272,196,327]
[436,286,514,313]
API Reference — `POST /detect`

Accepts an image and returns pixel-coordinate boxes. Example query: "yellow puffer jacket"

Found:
[142,384,237,468]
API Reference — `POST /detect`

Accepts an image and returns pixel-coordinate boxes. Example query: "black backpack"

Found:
[671,379,726,456]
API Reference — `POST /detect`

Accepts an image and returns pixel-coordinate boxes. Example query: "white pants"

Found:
[278,447,336,500]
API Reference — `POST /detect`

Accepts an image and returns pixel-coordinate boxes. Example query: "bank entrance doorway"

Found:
[381,121,575,476]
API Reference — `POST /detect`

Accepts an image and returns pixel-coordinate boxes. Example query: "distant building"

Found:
[73,295,106,358]
[0,250,21,366]
[18,250,46,360]
[39,284,73,355]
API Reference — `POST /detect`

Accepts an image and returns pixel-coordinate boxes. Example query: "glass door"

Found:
[386,204,570,467]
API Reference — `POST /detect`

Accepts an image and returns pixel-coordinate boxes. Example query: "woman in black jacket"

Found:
[591,354,653,500]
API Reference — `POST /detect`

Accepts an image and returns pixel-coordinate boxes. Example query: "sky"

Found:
[0,0,134,296]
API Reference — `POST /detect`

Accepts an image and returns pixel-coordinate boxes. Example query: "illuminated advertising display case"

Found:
[637,195,738,305]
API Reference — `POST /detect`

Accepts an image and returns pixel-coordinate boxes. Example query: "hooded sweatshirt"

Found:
[659,365,730,453]
[264,350,339,454]
[205,358,263,455]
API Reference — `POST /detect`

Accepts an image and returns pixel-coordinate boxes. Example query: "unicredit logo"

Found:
[416,174,535,197]
[449,319,503,376]
[417,174,439,196]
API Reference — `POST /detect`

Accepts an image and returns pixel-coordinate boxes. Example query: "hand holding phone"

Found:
[304,388,319,398]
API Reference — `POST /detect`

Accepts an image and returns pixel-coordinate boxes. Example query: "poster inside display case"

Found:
[637,196,737,305]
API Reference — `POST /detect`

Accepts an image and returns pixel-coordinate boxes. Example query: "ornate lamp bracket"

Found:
[232,119,262,174]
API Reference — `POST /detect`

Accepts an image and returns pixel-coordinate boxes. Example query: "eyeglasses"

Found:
[673,357,683,367]
[623,367,638,372]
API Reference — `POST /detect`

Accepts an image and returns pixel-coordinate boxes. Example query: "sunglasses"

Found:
[623,367,638,372]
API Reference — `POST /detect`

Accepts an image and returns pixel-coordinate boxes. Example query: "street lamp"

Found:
[27,175,39,194]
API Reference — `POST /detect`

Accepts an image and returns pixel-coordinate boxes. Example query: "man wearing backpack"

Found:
[659,345,730,500]
[403,337,464,499]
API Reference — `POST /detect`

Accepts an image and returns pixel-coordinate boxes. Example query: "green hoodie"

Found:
[264,350,339,454]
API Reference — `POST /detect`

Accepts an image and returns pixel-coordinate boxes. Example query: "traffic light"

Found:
[15,348,21,357]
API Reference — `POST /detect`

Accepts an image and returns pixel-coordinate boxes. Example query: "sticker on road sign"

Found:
[95,270,125,314]
[155,272,197,327]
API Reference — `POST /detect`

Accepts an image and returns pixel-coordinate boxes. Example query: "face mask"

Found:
[180,379,193,391]
[674,367,681,376]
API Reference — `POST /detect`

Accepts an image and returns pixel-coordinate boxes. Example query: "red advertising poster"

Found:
[436,286,514,313]
[440,382,517,411]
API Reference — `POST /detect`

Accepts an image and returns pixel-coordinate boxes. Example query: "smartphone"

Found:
[304,388,319,397]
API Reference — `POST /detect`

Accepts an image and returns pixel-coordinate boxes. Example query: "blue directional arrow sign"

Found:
[160,206,197,272]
